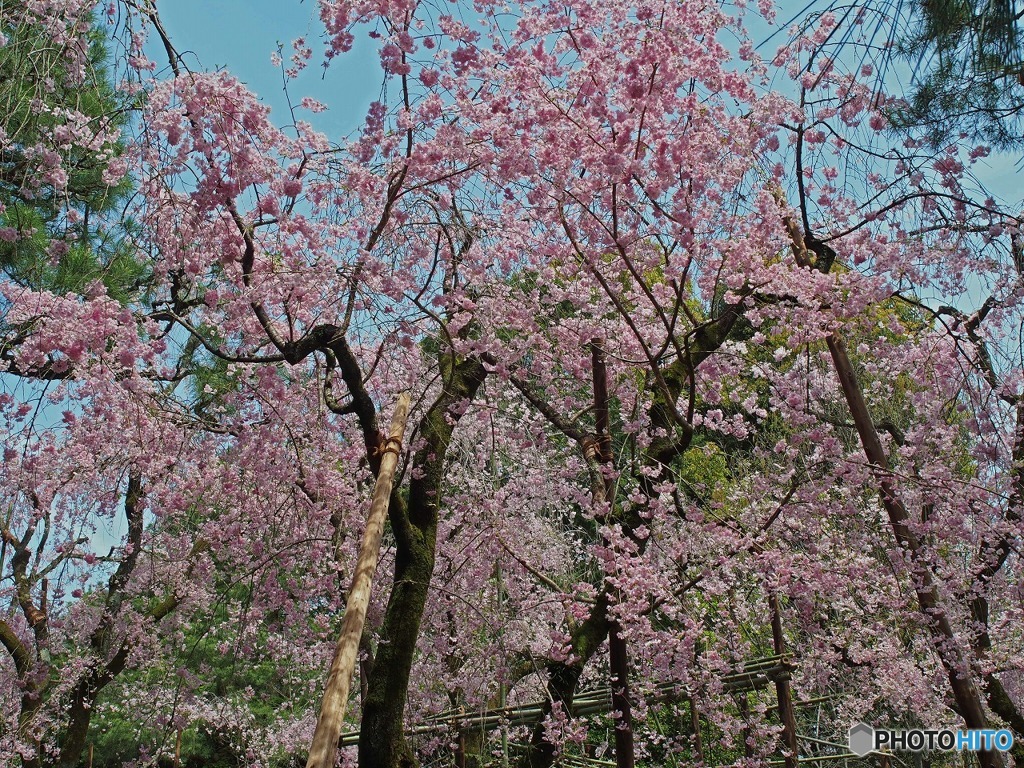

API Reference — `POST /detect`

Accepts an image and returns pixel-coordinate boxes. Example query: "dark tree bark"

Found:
[358,357,487,768]
[524,592,613,768]
[591,341,635,768]
[769,593,800,768]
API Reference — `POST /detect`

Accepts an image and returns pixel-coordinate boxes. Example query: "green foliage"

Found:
[88,587,320,768]
[0,3,145,301]
[185,342,245,418]
[892,0,1024,147]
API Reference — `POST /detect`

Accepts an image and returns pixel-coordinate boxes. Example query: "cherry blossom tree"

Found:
[1,0,1023,767]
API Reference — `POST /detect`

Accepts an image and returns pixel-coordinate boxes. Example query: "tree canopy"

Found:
[1,2,1022,768]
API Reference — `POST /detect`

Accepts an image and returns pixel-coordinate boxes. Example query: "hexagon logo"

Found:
[849,722,874,757]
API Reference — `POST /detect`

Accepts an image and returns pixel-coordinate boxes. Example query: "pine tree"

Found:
[0,2,143,302]
[896,0,1024,147]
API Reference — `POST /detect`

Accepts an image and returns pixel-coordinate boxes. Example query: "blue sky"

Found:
[152,0,1019,203]
[155,0,381,138]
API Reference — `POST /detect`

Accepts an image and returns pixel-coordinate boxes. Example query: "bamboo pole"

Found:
[306,393,412,768]
[333,655,792,747]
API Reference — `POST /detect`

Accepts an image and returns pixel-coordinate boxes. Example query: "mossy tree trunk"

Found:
[358,357,487,768]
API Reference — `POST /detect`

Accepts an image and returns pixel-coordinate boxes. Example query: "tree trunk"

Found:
[358,538,435,768]
[523,591,612,768]
[591,341,635,768]
[358,359,486,768]
[59,646,129,767]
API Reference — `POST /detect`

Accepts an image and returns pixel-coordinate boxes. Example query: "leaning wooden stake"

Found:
[306,393,412,768]
[773,187,1003,768]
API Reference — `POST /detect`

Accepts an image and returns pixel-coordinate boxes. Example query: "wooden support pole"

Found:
[769,593,800,768]
[306,393,412,768]
[690,699,704,763]
[591,340,635,768]
[827,330,1001,768]
[774,187,1004,768]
